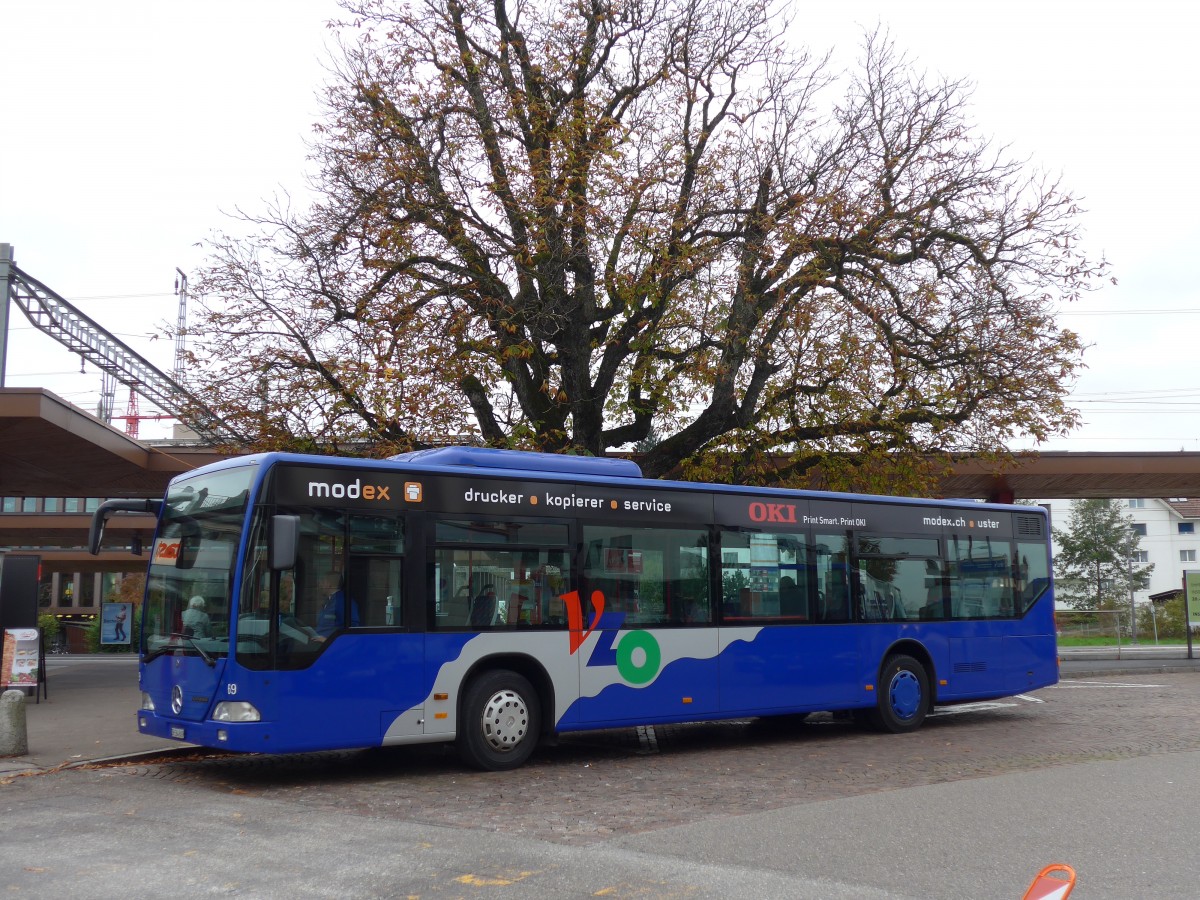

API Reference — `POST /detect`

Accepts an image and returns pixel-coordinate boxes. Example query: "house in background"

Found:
[1040,498,1200,606]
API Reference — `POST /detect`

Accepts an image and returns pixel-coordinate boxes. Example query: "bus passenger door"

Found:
[569,523,722,725]
[716,528,860,714]
[718,624,860,713]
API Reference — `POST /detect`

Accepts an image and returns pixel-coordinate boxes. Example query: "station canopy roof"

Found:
[0,388,221,499]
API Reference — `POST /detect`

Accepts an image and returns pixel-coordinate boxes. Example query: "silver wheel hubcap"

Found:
[480,688,529,753]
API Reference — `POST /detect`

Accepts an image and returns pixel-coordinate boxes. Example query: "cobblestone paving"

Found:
[76,673,1200,846]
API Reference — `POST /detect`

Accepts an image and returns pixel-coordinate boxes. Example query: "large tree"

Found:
[187,0,1104,488]
[1053,499,1153,611]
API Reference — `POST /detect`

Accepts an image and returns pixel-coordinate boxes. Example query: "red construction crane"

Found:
[118,385,175,439]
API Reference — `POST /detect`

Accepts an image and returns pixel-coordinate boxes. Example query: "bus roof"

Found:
[389,446,643,479]
[170,448,1039,517]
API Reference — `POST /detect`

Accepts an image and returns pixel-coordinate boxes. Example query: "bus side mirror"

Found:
[270,515,300,571]
[88,498,163,555]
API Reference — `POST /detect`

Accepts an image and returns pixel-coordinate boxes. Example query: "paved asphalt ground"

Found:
[2,650,1199,898]
[1,654,164,775]
[5,649,1199,776]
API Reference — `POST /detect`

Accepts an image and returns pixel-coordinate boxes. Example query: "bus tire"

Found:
[868,654,930,733]
[457,670,540,771]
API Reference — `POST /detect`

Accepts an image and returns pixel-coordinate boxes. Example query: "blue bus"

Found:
[89,447,1057,770]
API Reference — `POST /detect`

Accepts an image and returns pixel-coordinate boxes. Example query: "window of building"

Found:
[85,498,102,513]
[1128,499,1146,509]
[38,575,53,608]
[80,574,97,607]
[21,497,38,513]
[1132,550,1149,563]
[64,498,82,513]
[2,497,17,513]
[43,497,61,513]
[1130,523,1147,536]
[1181,550,1196,563]
[1179,523,1195,535]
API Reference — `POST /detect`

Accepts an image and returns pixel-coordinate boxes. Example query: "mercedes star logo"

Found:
[170,685,183,716]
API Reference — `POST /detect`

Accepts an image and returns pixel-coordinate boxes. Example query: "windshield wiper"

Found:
[143,634,217,667]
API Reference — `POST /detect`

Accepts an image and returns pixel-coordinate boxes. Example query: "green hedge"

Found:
[37,614,61,641]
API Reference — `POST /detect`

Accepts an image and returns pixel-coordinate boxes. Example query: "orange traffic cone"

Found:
[1022,863,1076,899]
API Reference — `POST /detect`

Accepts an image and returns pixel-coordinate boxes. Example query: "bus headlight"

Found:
[140,692,156,711]
[212,701,261,722]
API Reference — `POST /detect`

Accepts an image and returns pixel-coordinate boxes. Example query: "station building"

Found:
[0,389,220,640]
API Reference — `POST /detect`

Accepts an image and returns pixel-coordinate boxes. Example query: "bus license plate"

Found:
[171,726,185,739]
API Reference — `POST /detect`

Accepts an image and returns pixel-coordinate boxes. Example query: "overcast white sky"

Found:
[1,0,1196,447]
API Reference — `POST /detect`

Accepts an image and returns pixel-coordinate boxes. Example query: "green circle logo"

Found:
[615,630,661,685]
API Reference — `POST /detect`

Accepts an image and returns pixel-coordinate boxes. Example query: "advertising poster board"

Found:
[101,602,133,646]
[1185,570,1200,630]
[0,554,40,631]
[2,627,40,688]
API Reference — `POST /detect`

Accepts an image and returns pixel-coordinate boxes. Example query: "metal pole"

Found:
[173,268,187,383]
[1186,573,1195,661]
[0,243,13,386]
[1128,532,1138,644]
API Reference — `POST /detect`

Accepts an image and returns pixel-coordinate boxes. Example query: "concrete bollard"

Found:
[0,689,29,757]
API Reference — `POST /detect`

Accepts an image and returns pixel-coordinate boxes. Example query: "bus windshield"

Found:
[142,464,256,661]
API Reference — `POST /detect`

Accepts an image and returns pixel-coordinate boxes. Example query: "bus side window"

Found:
[717,528,807,624]
[814,535,851,622]
[347,513,406,627]
[1016,542,1051,614]
[582,525,708,627]
[948,534,1014,619]
[919,560,949,620]
[431,535,571,631]
[346,557,403,627]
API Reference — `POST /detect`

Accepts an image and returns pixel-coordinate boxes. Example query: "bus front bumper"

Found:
[137,710,269,753]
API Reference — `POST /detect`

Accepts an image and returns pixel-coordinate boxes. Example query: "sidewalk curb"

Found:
[1059,663,1200,678]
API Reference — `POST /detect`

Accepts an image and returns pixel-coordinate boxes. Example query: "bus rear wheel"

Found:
[457,670,540,771]
[868,654,930,733]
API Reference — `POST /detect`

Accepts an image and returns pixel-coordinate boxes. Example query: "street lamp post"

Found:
[1128,532,1138,645]
[1128,561,1138,644]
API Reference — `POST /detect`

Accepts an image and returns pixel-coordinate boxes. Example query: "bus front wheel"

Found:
[868,654,930,733]
[457,670,541,771]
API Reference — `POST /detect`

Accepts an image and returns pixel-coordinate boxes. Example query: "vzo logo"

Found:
[560,590,662,685]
